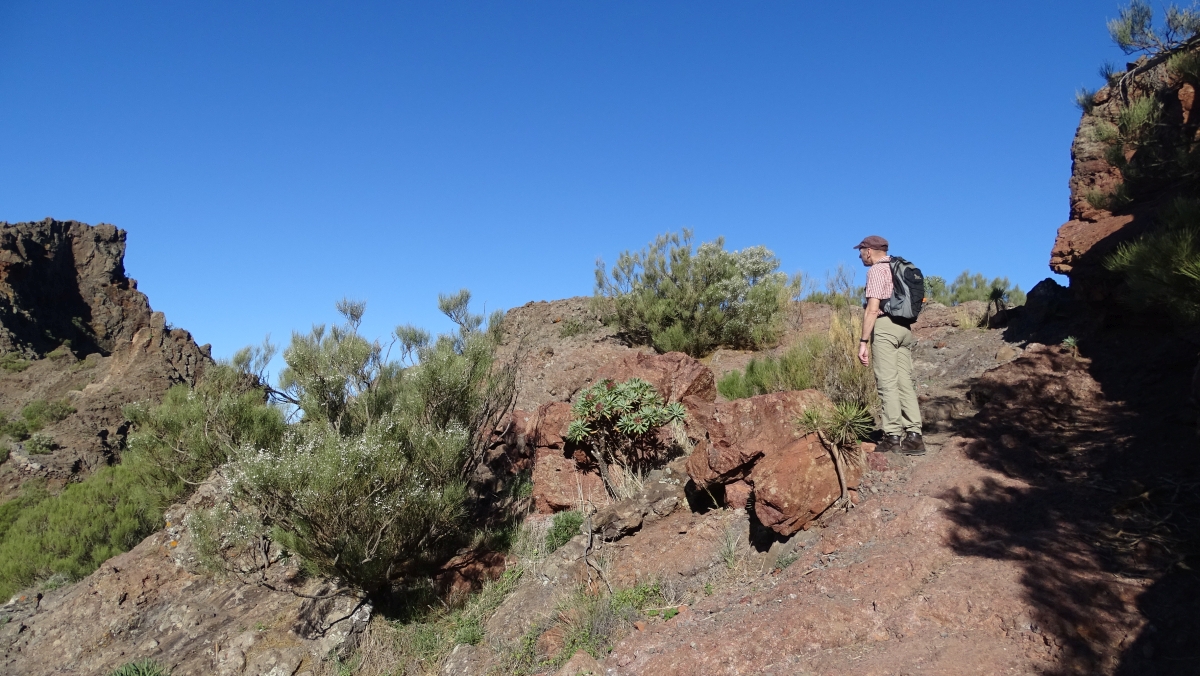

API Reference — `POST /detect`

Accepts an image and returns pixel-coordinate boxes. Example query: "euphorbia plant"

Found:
[565,377,686,497]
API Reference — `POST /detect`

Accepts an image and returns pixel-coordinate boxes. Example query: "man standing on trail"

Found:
[854,235,925,455]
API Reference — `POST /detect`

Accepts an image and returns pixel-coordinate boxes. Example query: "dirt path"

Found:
[598,325,1199,675]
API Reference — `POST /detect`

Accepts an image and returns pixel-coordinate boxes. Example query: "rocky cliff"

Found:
[1050,50,1199,299]
[0,219,158,357]
[0,219,212,495]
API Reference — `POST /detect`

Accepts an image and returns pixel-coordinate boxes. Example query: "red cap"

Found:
[853,235,889,251]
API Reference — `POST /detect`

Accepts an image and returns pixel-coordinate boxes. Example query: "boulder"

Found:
[434,550,507,598]
[686,389,830,488]
[515,401,575,450]
[750,434,860,536]
[531,447,607,513]
[590,478,685,540]
[723,479,752,510]
[556,649,603,676]
[592,351,717,404]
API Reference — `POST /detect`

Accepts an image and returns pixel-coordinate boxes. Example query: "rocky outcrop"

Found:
[685,389,830,488]
[1050,52,1197,299]
[592,351,716,404]
[684,389,852,536]
[495,297,650,411]
[0,219,154,357]
[515,351,718,514]
[1,477,368,676]
[0,220,212,498]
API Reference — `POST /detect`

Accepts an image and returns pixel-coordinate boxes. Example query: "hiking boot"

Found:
[901,432,926,456]
[875,434,902,453]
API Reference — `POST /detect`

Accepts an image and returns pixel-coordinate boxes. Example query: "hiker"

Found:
[854,235,925,455]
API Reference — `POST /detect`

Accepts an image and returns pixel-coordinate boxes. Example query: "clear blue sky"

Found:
[0,1,1131,359]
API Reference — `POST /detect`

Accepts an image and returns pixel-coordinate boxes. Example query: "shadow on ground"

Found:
[936,312,1200,674]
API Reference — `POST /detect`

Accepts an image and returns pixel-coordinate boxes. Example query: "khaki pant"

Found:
[871,316,922,436]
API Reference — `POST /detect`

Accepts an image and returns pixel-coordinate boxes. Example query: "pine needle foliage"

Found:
[1105,196,1200,322]
[224,293,514,596]
[1108,1,1200,55]
[594,230,788,357]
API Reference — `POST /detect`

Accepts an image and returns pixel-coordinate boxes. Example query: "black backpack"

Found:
[883,256,925,321]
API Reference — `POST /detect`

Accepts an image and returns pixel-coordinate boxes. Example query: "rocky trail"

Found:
[590,309,1197,675]
[442,292,1197,676]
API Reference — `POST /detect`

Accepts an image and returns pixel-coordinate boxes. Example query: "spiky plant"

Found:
[797,401,874,511]
[107,661,170,676]
[1061,336,1080,359]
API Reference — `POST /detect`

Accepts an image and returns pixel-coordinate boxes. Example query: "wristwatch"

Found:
[859,339,869,343]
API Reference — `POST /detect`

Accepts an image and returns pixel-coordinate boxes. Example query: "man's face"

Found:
[858,247,872,266]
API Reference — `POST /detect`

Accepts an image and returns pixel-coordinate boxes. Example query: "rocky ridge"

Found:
[0,220,213,498]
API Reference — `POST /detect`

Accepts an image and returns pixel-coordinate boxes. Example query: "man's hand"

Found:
[858,341,870,366]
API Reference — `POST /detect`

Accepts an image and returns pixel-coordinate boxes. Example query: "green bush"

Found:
[594,230,788,357]
[1105,196,1200,322]
[0,353,30,373]
[0,362,281,601]
[717,334,827,399]
[545,510,583,553]
[106,660,170,676]
[25,433,57,455]
[123,363,285,509]
[221,293,514,596]
[925,271,1026,307]
[0,481,49,544]
[20,399,75,431]
[0,415,30,441]
[0,462,158,601]
[798,264,864,309]
[718,310,878,411]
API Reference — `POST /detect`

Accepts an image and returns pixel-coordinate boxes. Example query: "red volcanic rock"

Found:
[514,401,575,450]
[686,389,831,488]
[1049,213,1135,277]
[435,550,507,598]
[723,480,752,510]
[531,447,607,513]
[751,434,859,536]
[592,351,717,404]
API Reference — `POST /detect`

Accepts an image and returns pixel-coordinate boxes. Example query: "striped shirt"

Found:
[864,257,892,316]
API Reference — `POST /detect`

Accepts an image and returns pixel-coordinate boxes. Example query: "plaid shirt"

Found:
[864,257,892,316]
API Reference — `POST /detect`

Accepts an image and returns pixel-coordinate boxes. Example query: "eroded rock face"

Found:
[517,352,717,514]
[0,219,154,357]
[1049,56,1195,298]
[592,351,717,404]
[686,389,830,488]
